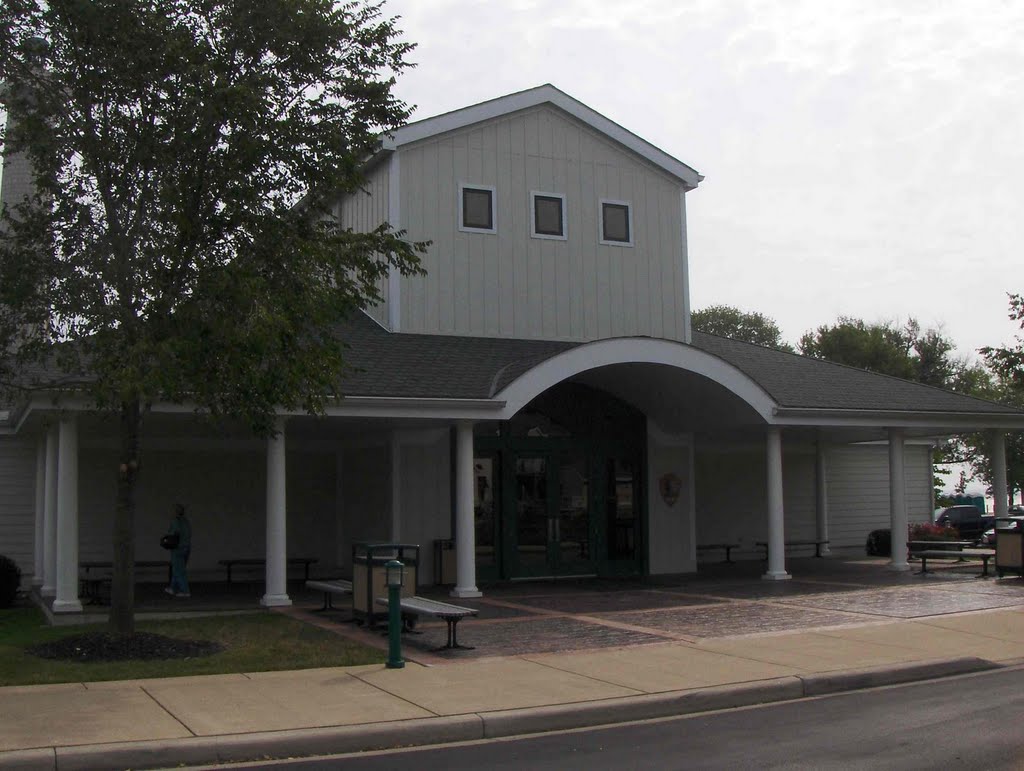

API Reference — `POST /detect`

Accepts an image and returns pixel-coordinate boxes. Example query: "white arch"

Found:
[492,337,778,421]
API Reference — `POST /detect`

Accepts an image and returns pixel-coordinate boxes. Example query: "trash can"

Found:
[352,543,419,627]
[434,539,456,585]
[996,526,1024,578]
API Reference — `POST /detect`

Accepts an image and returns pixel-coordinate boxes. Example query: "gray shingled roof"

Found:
[689,332,1017,415]
[336,313,1021,417]
[4,311,1020,420]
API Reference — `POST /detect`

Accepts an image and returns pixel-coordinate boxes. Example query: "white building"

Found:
[3,85,1023,613]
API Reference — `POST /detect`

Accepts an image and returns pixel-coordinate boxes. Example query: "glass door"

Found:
[555,452,594,575]
[473,454,500,581]
[507,451,595,578]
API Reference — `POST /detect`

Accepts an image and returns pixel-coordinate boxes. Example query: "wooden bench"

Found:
[914,548,995,577]
[375,596,478,650]
[756,540,829,560]
[79,560,172,604]
[697,543,739,564]
[305,579,353,611]
[219,557,318,583]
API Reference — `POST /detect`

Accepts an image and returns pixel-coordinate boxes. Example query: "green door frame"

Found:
[476,431,645,579]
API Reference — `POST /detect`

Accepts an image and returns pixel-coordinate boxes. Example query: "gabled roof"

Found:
[381,84,703,189]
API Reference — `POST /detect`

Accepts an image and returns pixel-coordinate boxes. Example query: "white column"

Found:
[990,430,1009,518]
[389,432,402,541]
[451,420,481,598]
[32,436,46,587]
[764,427,791,580]
[888,428,910,571]
[261,416,291,607]
[815,440,831,556]
[53,415,82,613]
[41,423,58,597]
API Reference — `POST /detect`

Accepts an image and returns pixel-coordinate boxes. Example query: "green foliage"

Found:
[0,0,424,633]
[799,317,918,379]
[691,304,794,351]
[0,556,21,608]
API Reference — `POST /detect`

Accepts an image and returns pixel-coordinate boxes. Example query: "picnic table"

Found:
[79,560,172,604]
[756,540,829,559]
[218,557,318,583]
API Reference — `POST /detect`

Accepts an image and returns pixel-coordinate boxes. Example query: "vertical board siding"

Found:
[694,441,932,559]
[77,446,340,579]
[333,160,391,328]
[828,444,931,548]
[399,105,688,342]
[397,432,452,587]
[0,441,36,580]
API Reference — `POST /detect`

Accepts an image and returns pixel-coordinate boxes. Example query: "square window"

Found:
[601,201,631,244]
[460,185,495,232]
[531,193,566,239]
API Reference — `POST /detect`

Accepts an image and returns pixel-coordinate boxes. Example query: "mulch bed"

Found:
[28,632,224,662]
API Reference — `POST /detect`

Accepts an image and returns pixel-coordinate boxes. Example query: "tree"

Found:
[691,305,794,351]
[0,1,425,634]
[799,318,918,379]
[799,317,986,501]
[976,293,1024,506]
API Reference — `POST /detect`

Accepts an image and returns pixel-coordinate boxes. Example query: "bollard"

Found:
[385,559,404,669]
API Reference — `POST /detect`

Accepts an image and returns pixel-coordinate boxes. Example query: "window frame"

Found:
[599,199,634,247]
[458,183,497,234]
[529,191,567,241]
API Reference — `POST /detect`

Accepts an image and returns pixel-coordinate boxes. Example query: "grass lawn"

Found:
[0,606,383,686]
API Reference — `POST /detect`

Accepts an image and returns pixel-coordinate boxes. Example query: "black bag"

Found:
[160,533,180,550]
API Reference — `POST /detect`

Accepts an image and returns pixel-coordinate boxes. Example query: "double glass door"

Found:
[511,452,593,577]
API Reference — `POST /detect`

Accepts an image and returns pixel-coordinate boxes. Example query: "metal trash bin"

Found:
[996,526,1024,578]
[352,543,419,627]
[434,539,456,585]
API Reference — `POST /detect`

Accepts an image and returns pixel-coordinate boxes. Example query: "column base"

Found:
[819,547,832,556]
[260,594,292,607]
[762,571,792,581]
[450,586,482,599]
[888,562,911,572]
[52,598,83,613]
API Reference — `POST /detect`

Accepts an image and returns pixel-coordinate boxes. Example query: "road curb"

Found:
[480,677,804,738]
[798,656,1001,697]
[0,657,1003,771]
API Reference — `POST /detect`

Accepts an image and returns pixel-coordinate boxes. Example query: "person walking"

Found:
[164,504,192,598]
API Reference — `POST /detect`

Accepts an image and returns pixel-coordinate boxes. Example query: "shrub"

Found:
[909,522,959,541]
[0,555,22,608]
[865,529,891,556]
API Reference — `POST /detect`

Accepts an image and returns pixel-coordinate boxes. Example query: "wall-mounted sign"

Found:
[659,472,681,507]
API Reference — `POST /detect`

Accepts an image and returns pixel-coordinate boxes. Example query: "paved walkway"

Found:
[5,557,1024,770]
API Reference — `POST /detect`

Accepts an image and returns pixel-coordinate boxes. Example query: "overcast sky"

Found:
[386,0,1023,361]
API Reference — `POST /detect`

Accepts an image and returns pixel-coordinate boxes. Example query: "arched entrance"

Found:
[473,383,646,580]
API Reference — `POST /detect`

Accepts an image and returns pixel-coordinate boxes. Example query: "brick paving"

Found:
[594,602,865,638]
[277,557,1024,660]
[402,615,671,658]
[784,585,1024,618]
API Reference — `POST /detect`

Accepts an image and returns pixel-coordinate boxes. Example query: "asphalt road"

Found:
[201,667,1024,770]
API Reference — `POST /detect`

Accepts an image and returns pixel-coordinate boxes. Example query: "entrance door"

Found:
[509,451,595,577]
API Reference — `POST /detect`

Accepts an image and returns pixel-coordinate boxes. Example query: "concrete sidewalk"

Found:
[3,607,1024,770]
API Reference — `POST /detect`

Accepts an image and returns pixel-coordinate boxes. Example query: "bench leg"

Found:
[433,618,474,651]
[723,547,734,564]
[917,556,929,575]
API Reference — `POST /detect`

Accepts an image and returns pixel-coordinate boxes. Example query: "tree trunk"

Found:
[109,398,142,635]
